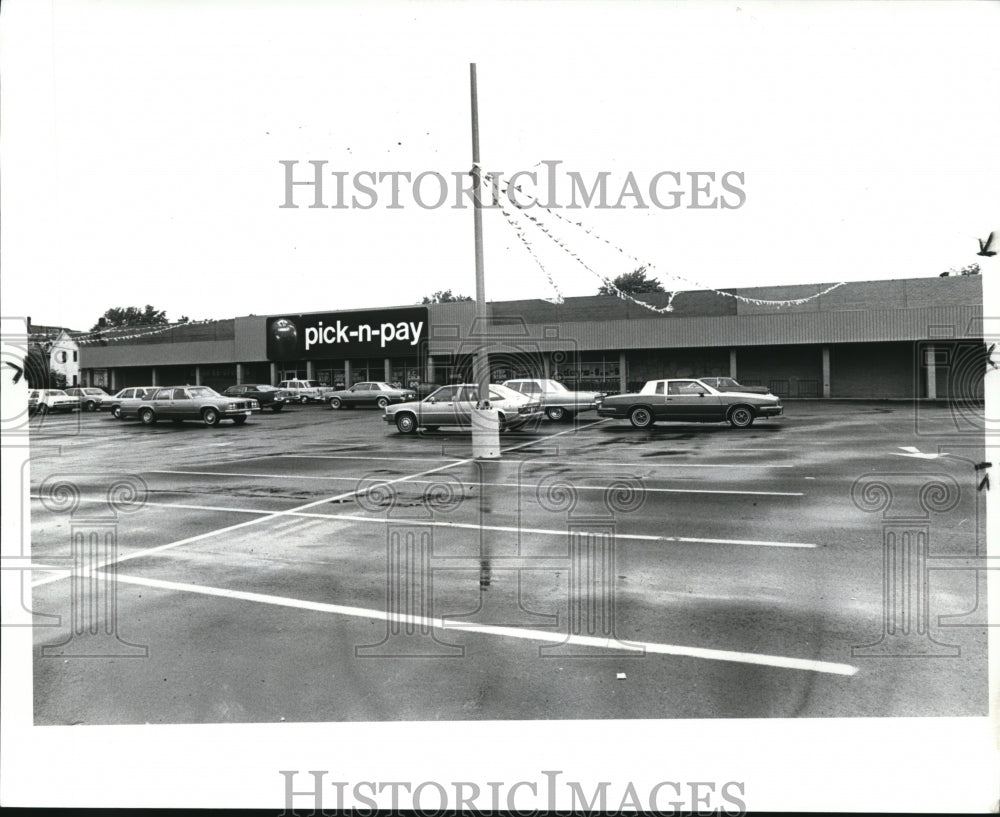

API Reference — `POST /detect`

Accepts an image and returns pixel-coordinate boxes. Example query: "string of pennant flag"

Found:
[48,164,851,347]
[33,317,228,346]
[487,171,678,313]
[486,168,847,310]
[496,196,565,304]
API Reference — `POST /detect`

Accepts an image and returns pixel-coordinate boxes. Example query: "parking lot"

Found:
[27,400,988,723]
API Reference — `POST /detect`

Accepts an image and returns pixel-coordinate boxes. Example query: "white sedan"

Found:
[502,378,605,421]
[28,389,79,415]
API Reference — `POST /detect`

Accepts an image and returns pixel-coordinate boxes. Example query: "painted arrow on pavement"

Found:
[893,446,950,460]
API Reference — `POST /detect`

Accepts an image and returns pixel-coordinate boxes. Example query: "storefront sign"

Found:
[266,307,428,360]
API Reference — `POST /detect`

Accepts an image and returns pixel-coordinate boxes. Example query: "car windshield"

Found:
[187,387,217,398]
[427,386,458,401]
[49,390,68,396]
[707,378,740,390]
[541,379,569,392]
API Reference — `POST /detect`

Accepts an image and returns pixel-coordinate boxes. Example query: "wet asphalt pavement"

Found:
[25,400,988,723]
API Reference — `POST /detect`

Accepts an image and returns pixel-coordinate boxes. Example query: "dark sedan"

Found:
[597,378,782,428]
[326,381,416,409]
[222,384,294,412]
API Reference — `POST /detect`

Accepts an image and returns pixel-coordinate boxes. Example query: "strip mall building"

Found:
[79,275,987,401]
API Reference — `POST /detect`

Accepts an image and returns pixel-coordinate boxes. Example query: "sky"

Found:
[2,1,998,331]
[2,2,999,810]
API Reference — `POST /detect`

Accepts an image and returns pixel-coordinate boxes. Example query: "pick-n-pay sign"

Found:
[266,308,428,361]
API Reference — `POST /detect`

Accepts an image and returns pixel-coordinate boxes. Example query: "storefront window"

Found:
[349,361,369,383]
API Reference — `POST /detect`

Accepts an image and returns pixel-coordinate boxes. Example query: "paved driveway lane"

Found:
[28,401,989,723]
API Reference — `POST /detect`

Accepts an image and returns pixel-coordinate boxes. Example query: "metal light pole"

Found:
[469,63,500,458]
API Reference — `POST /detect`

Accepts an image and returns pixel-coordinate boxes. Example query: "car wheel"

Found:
[545,406,566,421]
[498,413,508,432]
[84,400,96,412]
[728,405,755,428]
[202,407,221,427]
[395,413,417,434]
[139,408,156,426]
[329,397,342,409]
[111,405,122,419]
[376,396,390,409]
[233,415,248,425]
[629,406,654,429]
[271,404,284,413]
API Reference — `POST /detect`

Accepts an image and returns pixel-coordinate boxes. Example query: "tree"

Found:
[91,305,169,331]
[939,263,981,277]
[24,344,51,389]
[421,290,473,304]
[598,266,665,296]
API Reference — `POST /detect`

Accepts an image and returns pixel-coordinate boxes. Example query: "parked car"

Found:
[28,389,79,415]
[695,376,770,395]
[597,378,783,428]
[276,379,332,403]
[326,381,416,409]
[119,385,260,427]
[384,383,543,434]
[222,384,294,412]
[502,378,604,421]
[106,386,158,418]
[65,386,109,411]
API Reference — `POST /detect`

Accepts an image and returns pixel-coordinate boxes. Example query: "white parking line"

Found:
[511,459,793,468]
[30,421,595,587]
[145,470,804,497]
[105,570,857,676]
[278,454,463,462]
[29,494,819,549]
[277,457,792,469]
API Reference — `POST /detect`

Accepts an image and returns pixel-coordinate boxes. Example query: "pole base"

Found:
[471,406,500,459]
